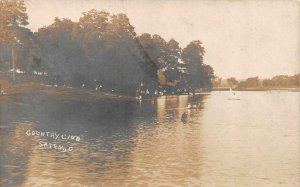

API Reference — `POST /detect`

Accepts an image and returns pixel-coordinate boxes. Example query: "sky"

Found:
[25,0,300,79]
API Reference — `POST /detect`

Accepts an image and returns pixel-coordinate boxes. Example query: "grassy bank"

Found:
[0,74,135,104]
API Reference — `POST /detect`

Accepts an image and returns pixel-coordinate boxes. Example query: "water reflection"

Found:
[0,92,299,186]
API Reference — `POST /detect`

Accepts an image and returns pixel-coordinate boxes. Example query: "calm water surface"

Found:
[0,91,299,186]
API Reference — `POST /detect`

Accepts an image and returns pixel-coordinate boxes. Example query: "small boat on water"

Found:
[181,112,187,123]
[228,88,240,100]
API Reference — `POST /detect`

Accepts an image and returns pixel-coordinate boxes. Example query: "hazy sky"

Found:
[25,0,300,79]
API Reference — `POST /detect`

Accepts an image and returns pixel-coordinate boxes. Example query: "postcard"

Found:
[0,0,299,186]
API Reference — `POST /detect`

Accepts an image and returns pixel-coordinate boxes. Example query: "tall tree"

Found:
[0,0,29,80]
[0,0,28,42]
[37,18,88,85]
[181,40,205,93]
[74,10,109,61]
[163,39,181,82]
[201,64,214,90]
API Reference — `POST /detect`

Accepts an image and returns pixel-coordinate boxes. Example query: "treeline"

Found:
[260,75,299,88]
[0,0,214,95]
[213,74,300,89]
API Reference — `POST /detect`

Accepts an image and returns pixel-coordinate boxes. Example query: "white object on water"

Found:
[228,88,240,100]
[187,103,200,109]
[16,69,24,74]
[136,95,142,100]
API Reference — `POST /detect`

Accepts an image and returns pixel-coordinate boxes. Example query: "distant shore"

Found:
[212,87,300,92]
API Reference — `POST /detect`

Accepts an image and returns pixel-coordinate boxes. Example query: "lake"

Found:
[0,91,299,186]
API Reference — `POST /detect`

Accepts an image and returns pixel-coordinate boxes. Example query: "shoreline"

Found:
[212,87,300,92]
[1,76,299,105]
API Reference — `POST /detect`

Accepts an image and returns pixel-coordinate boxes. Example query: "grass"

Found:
[0,74,135,104]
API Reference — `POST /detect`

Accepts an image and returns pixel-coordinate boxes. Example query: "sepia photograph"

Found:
[0,0,299,186]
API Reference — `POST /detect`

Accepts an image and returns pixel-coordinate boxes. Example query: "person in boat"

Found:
[181,112,187,123]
